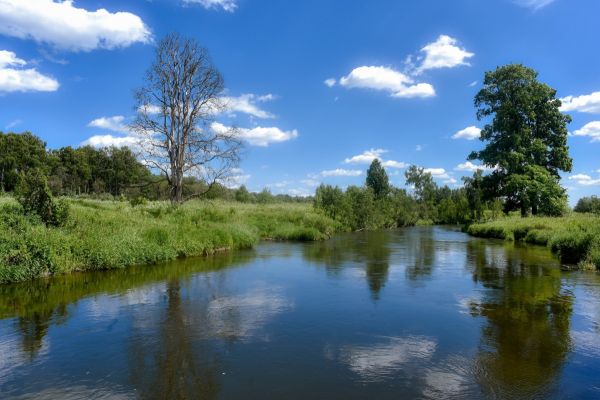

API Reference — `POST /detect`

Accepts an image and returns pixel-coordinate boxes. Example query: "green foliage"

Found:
[0,131,48,192]
[15,169,69,227]
[468,64,572,216]
[574,196,600,214]
[366,159,390,198]
[235,185,252,203]
[0,198,338,283]
[467,214,600,269]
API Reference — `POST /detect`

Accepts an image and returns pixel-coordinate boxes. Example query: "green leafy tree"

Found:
[0,132,47,192]
[469,64,572,216]
[15,169,69,227]
[574,196,600,214]
[235,185,252,203]
[366,159,390,198]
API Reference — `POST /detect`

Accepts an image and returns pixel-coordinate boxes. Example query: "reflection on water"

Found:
[466,241,573,398]
[0,227,599,399]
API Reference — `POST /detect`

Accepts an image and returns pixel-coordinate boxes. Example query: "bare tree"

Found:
[132,33,242,203]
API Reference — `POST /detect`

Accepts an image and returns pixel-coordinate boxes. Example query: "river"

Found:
[0,226,599,399]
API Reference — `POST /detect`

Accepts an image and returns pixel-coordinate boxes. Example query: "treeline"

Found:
[574,196,600,214]
[314,160,502,230]
[0,131,309,203]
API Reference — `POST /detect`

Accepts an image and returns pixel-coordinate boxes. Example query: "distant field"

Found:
[0,197,339,283]
[467,214,600,270]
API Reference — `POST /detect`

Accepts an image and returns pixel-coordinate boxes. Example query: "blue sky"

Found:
[1,0,599,202]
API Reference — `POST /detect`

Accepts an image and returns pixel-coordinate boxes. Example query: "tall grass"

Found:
[467,214,600,270]
[0,198,339,283]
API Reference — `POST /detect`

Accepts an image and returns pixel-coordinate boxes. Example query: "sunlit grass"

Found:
[0,198,339,283]
[467,213,600,270]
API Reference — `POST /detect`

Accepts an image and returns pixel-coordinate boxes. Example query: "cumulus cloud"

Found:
[338,66,435,98]
[344,148,406,169]
[416,35,474,74]
[381,160,408,169]
[344,148,387,164]
[212,122,298,147]
[324,78,336,87]
[452,125,481,140]
[321,169,363,177]
[0,0,152,52]
[454,161,494,172]
[513,0,557,10]
[572,121,600,142]
[568,173,600,186]
[223,168,250,188]
[0,49,59,92]
[82,134,139,148]
[222,93,276,119]
[184,0,237,12]
[424,168,450,179]
[560,91,600,114]
[88,115,129,133]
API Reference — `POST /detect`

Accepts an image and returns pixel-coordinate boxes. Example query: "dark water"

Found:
[1,227,599,399]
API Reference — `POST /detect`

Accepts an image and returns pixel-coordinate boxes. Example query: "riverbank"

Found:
[467,214,600,270]
[0,197,339,284]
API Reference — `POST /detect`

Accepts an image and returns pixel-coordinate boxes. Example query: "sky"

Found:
[1,0,599,202]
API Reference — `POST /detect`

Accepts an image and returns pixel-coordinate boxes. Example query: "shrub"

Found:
[15,169,69,227]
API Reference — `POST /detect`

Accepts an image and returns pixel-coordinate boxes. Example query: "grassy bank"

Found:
[467,214,600,270]
[0,197,339,283]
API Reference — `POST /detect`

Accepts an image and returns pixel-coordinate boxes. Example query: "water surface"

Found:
[1,227,599,399]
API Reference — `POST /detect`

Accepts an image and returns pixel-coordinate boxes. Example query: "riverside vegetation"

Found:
[1,62,600,283]
[0,196,338,284]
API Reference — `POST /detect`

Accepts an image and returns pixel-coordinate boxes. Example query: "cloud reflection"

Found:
[335,335,437,381]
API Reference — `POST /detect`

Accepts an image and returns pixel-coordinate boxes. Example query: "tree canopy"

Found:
[468,64,572,216]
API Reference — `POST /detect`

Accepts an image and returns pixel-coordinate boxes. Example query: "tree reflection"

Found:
[128,278,220,399]
[404,228,435,283]
[302,231,392,299]
[363,232,391,299]
[466,241,573,398]
[0,251,254,362]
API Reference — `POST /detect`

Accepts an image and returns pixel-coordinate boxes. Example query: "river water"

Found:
[0,226,599,399]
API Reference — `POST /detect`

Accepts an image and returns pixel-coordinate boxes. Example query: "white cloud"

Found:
[212,122,298,147]
[424,168,450,179]
[88,115,129,133]
[324,78,336,87]
[222,93,275,119]
[572,121,600,142]
[4,119,21,130]
[321,169,363,177]
[344,148,406,169]
[454,161,494,172]
[513,0,557,10]
[286,188,312,197]
[0,50,59,92]
[0,0,151,52]
[223,168,250,188]
[560,91,600,114]
[301,178,320,187]
[82,134,139,148]
[452,125,481,140]
[415,145,423,151]
[184,0,237,12]
[468,80,478,87]
[338,66,435,98]
[381,160,407,169]
[344,148,388,164]
[443,178,458,185]
[568,173,600,186]
[416,35,474,74]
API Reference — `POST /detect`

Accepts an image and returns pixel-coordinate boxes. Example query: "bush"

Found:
[15,169,69,227]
